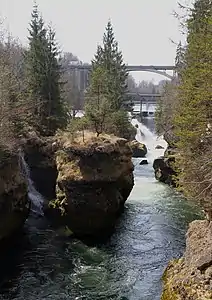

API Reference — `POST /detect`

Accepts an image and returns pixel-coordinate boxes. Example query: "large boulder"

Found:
[162,220,212,300]
[47,132,134,237]
[129,140,147,158]
[153,147,177,186]
[139,159,148,165]
[155,145,164,150]
[0,147,29,244]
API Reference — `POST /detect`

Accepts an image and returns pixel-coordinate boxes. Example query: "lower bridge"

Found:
[125,93,161,114]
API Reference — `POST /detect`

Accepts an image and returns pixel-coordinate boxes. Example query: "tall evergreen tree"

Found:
[25,3,67,135]
[85,21,135,139]
[175,41,186,80]
[90,21,128,111]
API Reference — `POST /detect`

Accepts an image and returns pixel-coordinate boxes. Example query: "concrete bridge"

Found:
[68,64,176,80]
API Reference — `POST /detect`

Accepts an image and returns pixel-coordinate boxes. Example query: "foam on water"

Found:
[131,118,167,163]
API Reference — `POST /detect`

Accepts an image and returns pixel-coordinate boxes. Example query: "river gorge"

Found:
[0,119,201,300]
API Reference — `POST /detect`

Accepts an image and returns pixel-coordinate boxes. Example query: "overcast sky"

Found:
[0,0,191,82]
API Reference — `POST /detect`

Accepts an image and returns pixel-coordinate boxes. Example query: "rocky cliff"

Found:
[21,130,57,200]
[161,220,212,299]
[0,147,29,243]
[48,131,134,237]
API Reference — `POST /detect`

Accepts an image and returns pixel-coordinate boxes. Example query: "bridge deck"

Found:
[67,65,175,71]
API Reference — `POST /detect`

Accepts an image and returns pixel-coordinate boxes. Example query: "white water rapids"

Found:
[131,118,167,163]
[17,116,165,218]
[19,152,44,216]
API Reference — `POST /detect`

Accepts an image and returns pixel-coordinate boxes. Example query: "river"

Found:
[0,119,201,300]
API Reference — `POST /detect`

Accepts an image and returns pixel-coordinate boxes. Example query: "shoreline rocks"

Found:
[129,140,147,158]
[139,159,148,165]
[155,145,164,149]
[0,148,29,244]
[153,147,177,186]
[162,220,212,299]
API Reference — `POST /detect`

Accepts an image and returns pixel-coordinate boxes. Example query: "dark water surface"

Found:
[0,159,201,300]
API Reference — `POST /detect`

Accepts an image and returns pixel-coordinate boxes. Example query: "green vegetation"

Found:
[25,4,67,136]
[84,21,135,139]
[0,3,68,159]
[0,8,136,155]
[156,0,212,214]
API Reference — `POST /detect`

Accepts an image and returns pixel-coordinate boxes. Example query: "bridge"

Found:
[125,92,161,116]
[68,64,176,80]
[126,92,161,104]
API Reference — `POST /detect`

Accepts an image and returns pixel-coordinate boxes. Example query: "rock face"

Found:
[129,140,147,158]
[48,132,134,237]
[22,131,57,200]
[0,148,29,243]
[162,220,212,300]
[155,145,164,149]
[153,147,177,186]
[139,159,148,165]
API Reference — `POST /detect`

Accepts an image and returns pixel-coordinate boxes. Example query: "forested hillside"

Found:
[156,0,212,214]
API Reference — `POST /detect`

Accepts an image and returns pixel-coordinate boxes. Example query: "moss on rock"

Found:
[47,131,134,237]
[129,140,147,158]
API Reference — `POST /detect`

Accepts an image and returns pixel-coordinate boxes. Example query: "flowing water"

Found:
[0,120,201,300]
[19,152,44,216]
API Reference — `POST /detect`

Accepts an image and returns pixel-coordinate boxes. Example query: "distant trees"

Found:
[0,32,27,151]
[155,81,178,140]
[25,4,67,136]
[155,40,186,139]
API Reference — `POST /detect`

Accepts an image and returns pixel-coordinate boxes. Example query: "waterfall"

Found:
[131,118,167,163]
[19,152,44,216]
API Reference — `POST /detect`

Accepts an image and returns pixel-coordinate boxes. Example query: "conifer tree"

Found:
[173,0,212,209]
[90,21,128,111]
[25,3,67,135]
[85,21,135,139]
[175,41,186,79]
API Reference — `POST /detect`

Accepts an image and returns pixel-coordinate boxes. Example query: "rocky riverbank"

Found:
[46,131,134,237]
[156,132,212,299]
[0,147,29,244]
[0,127,134,245]
[153,146,177,186]
[129,140,147,158]
[161,220,212,299]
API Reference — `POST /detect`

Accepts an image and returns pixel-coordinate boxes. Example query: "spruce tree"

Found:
[25,3,67,135]
[90,21,128,111]
[85,21,135,139]
[175,41,186,79]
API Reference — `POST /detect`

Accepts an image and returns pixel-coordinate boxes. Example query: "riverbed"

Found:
[0,120,201,300]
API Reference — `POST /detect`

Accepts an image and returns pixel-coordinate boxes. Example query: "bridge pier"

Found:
[139,98,142,118]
